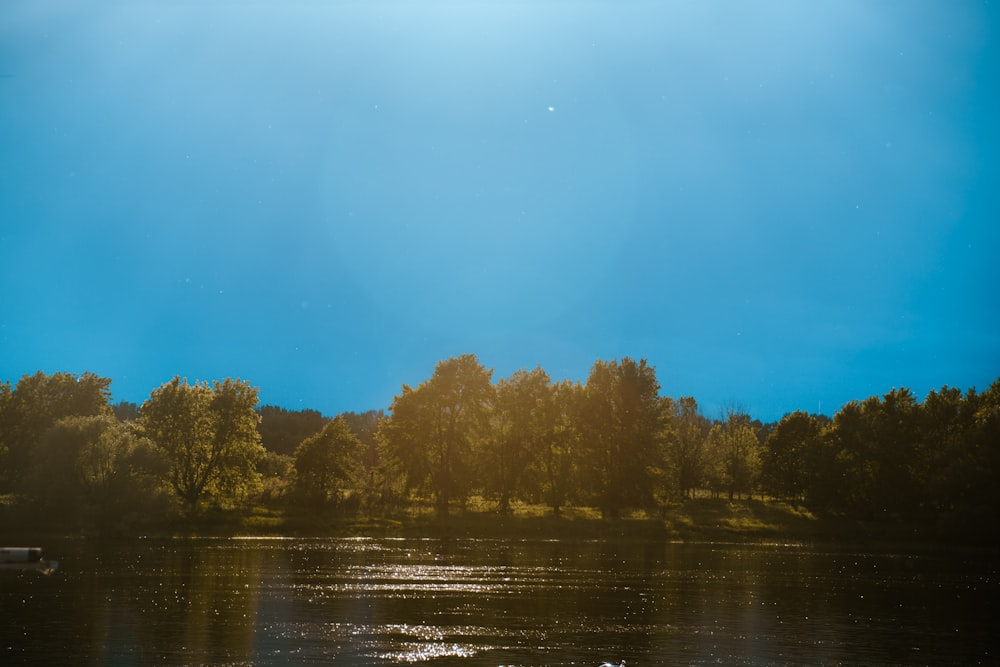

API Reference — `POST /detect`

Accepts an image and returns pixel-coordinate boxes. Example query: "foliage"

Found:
[380,354,493,516]
[537,380,583,515]
[761,411,825,502]
[703,408,762,500]
[139,377,265,514]
[663,396,711,499]
[338,410,388,512]
[0,371,112,491]
[258,405,328,456]
[3,363,999,541]
[483,367,552,514]
[22,414,170,532]
[293,415,362,508]
[256,450,294,504]
[578,358,665,517]
[113,401,140,422]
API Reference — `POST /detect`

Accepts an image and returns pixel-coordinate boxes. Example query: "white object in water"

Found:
[599,662,625,667]
[0,547,58,574]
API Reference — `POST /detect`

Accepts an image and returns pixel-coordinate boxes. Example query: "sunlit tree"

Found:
[705,409,761,501]
[579,358,664,517]
[339,409,386,512]
[538,380,584,515]
[293,415,362,508]
[140,377,265,514]
[380,354,493,515]
[484,367,551,513]
[663,396,711,499]
[0,371,112,491]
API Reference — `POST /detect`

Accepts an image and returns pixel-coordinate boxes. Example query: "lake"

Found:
[1,536,995,665]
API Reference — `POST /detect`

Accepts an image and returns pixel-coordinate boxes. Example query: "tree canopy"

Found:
[2,365,998,542]
[139,377,265,514]
[293,415,361,507]
[380,354,493,516]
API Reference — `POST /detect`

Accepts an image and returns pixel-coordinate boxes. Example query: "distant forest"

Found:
[1,355,997,539]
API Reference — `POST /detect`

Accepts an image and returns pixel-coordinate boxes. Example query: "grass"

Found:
[213,497,841,544]
[4,493,988,547]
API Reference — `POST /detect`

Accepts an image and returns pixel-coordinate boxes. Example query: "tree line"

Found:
[1,357,997,535]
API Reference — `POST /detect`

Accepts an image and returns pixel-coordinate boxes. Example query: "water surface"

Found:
[1,537,995,665]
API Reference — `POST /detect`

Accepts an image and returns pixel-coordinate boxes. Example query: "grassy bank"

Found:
[4,494,990,548]
[214,497,987,548]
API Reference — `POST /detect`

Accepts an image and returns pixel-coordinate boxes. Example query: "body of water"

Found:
[1,536,995,665]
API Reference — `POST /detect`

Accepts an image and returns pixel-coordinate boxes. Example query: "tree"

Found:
[578,358,664,517]
[340,410,389,513]
[113,401,140,422]
[706,409,761,501]
[0,371,112,491]
[761,411,824,503]
[22,414,169,532]
[663,396,711,499]
[257,406,328,456]
[916,386,968,513]
[139,377,265,514]
[483,367,551,513]
[380,354,493,516]
[966,380,1000,534]
[0,380,10,491]
[936,381,1000,534]
[293,415,361,508]
[210,378,267,504]
[823,389,922,518]
[538,380,583,516]
[869,387,923,516]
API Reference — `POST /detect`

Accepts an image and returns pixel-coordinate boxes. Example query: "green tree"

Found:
[0,380,10,490]
[969,381,1000,529]
[942,380,1000,536]
[293,415,361,508]
[761,411,824,503]
[113,401,140,422]
[139,377,265,514]
[870,387,922,516]
[366,431,409,514]
[0,371,112,491]
[917,386,970,513]
[257,405,328,456]
[256,450,294,504]
[538,380,583,516]
[23,414,169,532]
[800,421,841,512]
[339,410,386,511]
[579,358,664,517]
[485,367,551,514]
[821,400,871,515]
[706,409,761,501]
[380,354,494,516]
[663,396,710,499]
[818,389,922,518]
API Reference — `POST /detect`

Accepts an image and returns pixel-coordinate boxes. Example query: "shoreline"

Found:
[6,498,994,551]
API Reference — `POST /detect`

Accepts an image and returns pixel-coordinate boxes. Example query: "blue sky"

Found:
[2,1,997,421]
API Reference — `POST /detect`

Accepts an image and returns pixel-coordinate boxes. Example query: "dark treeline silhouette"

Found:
[1,359,997,540]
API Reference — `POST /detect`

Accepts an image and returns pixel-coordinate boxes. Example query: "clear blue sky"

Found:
[2,1,997,421]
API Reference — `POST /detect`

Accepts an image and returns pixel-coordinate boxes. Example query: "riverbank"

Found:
[217,497,995,549]
[4,495,992,548]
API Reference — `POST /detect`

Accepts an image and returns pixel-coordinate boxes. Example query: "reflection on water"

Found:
[0,536,995,665]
